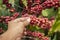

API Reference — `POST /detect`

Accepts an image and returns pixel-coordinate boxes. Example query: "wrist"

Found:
[7,29,24,40]
[0,29,23,40]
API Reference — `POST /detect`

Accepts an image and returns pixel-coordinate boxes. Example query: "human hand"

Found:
[7,17,30,40]
[8,17,30,33]
[0,17,30,40]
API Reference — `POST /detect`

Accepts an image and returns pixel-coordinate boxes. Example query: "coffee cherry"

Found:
[10,8,16,13]
[6,3,12,8]
[0,28,3,33]
[3,0,8,4]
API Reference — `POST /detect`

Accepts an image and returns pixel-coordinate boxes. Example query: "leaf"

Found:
[26,25,36,31]
[56,32,60,40]
[42,8,57,18]
[48,7,60,36]
[29,25,37,31]
[42,9,48,16]
[22,0,27,7]
[55,21,60,32]
[0,7,12,16]
[9,0,14,7]
[0,0,2,5]
[2,23,8,31]
[53,34,57,40]
[55,7,60,32]
[14,0,23,12]
[0,23,8,31]
[36,26,44,33]
[0,23,3,28]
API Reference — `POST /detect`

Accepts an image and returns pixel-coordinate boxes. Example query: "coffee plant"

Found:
[0,0,60,40]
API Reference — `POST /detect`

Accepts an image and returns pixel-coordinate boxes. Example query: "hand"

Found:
[8,17,30,40]
[0,17,30,40]
[8,17,30,33]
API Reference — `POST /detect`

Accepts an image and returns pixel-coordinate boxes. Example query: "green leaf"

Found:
[54,7,60,32]
[29,25,37,31]
[0,0,2,5]
[22,0,27,7]
[55,21,60,32]
[42,9,48,16]
[0,7,12,16]
[48,7,60,36]
[0,23,3,28]
[42,8,57,18]
[56,32,60,40]
[0,23,8,31]
[9,0,14,7]
[14,0,23,12]
[53,34,57,40]
[27,25,44,32]
[36,27,44,33]
[2,23,8,31]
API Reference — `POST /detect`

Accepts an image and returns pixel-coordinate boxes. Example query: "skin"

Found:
[0,17,30,40]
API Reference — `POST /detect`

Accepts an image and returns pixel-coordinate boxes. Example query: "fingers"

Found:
[22,18,30,26]
[13,17,29,23]
[8,17,31,27]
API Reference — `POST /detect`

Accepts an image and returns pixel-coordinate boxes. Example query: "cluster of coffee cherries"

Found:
[24,30,49,40]
[42,0,60,8]
[22,14,54,30]
[3,0,12,8]
[26,0,43,15]
[30,16,54,30]
[21,0,60,15]
[0,12,19,24]
[30,5,43,15]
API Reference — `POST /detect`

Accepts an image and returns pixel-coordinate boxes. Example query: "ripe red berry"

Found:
[10,17,15,20]
[3,0,8,4]
[0,28,3,33]
[10,8,16,13]
[5,16,10,19]
[34,0,41,4]
[13,12,19,18]
[6,3,12,8]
